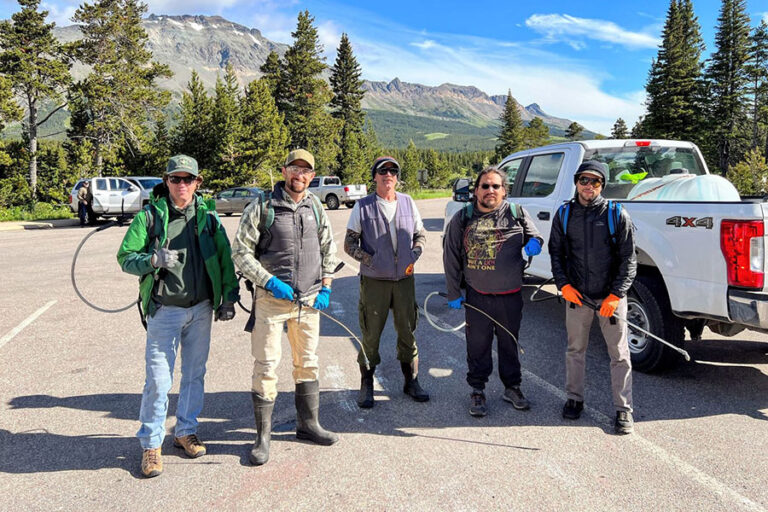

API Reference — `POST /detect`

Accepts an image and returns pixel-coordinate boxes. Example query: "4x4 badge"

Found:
[666,216,713,229]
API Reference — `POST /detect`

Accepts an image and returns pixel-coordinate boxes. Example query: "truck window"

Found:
[310,178,320,187]
[328,177,341,185]
[219,190,234,199]
[520,153,564,197]
[234,189,249,198]
[500,159,523,195]
[94,179,107,191]
[115,179,133,191]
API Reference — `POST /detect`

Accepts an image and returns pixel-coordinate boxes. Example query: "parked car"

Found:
[125,176,163,207]
[213,187,263,215]
[68,177,142,218]
[308,176,367,210]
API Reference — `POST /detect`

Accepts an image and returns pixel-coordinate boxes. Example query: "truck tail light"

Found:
[720,220,765,289]
[69,194,73,203]
[344,186,349,193]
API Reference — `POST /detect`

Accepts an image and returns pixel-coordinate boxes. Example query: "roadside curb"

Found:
[0,219,78,231]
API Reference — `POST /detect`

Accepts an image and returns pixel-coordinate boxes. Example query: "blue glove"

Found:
[524,238,542,257]
[447,296,465,309]
[265,276,295,301]
[312,286,332,311]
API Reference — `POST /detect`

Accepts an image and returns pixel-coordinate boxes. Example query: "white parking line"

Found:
[0,300,57,351]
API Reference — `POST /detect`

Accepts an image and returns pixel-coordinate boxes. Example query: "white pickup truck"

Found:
[444,139,768,372]
[309,176,367,210]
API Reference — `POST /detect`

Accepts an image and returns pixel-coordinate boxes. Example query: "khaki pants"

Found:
[250,288,320,401]
[564,298,633,412]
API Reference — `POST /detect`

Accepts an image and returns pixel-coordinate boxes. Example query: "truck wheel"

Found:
[345,201,355,208]
[626,275,685,373]
[326,194,340,210]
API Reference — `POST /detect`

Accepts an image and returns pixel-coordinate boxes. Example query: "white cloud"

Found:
[41,2,76,25]
[526,14,660,50]
[411,40,436,50]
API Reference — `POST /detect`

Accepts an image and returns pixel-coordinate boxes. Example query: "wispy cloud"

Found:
[525,14,660,50]
[41,1,76,25]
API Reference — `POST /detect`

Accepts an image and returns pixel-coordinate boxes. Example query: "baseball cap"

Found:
[285,149,315,170]
[166,154,199,177]
[370,156,401,179]
[574,160,607,183]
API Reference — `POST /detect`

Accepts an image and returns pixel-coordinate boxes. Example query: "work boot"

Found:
[357,365,375,409]
[295,381,339,446]
[141,448,163,478]
[502,386,530,410]
[562,399,584,420]
[469,389,487,417]
[401,359,430,402]
[250,392,274,466]
[614,410,634,435]
[173,433,206,458]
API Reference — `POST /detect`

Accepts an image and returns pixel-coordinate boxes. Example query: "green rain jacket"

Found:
[116,187,239,318]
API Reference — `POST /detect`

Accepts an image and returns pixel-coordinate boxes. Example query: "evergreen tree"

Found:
[705,0,752,174]
[728,147,768,195]
[611,118,629,139]
[72,0,172,174]
[170,70,215,171]
[746,20,768,153]
[565,121,584,141]
[522,117,550,148]
[424,148,449,188]
[259,51,282,100]
[400,140,422,191]
[495,90,523,162]
[280,10,339,171]
[0,76,22,167]
[240,78,289,188]
[330,33,367,183]
[209,64,245,191]
[0,0,72,200]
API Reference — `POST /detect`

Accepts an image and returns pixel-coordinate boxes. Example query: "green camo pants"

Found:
[357,275,419,367]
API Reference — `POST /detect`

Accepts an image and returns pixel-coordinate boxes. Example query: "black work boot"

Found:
[357,365,375,409]
[249,392,274,466]
[401,359,430,402]
[562,399,584,420]
[502,386,530,410]
[614,410,634,435]
[295,381,339,446]
[469,389,487,417]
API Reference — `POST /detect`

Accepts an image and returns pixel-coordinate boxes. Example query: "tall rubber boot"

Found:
[357,365,375,409]
[401,358,430,402]
[249,392,274,466]
[295,381,339,446]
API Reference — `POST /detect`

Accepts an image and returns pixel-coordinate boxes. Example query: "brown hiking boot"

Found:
[173,434,206,458]
[141,448,163,478]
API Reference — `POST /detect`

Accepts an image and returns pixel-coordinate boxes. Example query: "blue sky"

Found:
[3,0,768,134]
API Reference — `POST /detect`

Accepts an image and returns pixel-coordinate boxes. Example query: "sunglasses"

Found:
[480,183,503,190]
[285,165,313,175]
[577,176,603,187]
[376,168,399,176]
[168,175,197,185]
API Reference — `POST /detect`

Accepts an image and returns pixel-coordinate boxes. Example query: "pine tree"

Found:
[611,118,629,139]
[0,76,22,167]
[522,117,550,148]
[170,70,215,171]
[259,51,282,100]
[72,0,172,174]
[209,64,245,191]
[400,140,422,191]
[240,78,289,188]
[565,122,584,141]
[280,10,340,171]
[495,90,523,162]
[330,33,367,183]
[424,148,449,188]
[746,20,768,153]
[0,0,72,200]
[705,0,752,174]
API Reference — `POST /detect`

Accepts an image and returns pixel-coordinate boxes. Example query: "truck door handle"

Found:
[537,211,550,220]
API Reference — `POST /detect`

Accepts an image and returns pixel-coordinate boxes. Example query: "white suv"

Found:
[69,177,143,218]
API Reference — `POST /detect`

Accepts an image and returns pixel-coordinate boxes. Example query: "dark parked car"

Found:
[214,187,263,215]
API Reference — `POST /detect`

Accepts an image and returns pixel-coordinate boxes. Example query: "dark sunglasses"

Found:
[577,176,603,187]
[168,175,197,185]
[376,168,399,176]
[480,183,503,190]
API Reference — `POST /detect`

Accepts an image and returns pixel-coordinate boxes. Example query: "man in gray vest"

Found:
[344,156,429,409]
[232,149,340,466]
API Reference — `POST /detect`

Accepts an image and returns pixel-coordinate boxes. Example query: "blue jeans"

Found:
[138,300,212,449]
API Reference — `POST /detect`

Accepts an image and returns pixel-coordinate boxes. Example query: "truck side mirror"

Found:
[452,178,472,202]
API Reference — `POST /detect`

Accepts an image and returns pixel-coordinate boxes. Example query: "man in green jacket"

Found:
[117,154,239,478]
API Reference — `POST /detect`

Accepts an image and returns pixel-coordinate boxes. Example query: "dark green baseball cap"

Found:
[166,154,199,176]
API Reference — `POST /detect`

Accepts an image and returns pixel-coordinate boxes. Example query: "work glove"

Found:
[265,276,295,301]
[312,286,332,311]
[215,301,236,321]
[151,247,179,269]
[413,246,423,260]
[524,238,542,257]
[561,284,583,307]
[447,295,465,309]
[600,294,621,318]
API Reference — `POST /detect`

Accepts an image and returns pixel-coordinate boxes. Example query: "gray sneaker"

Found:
[614,411,634,435]
[502,386,530,410]
[469,390,487,417]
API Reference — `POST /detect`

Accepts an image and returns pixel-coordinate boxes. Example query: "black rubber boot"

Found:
[249,392,274,466]
[295,381,339,446]
[401,359,430,402]
[357,365,375,409]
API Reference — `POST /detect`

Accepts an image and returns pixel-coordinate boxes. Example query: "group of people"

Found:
[116,148,636,479]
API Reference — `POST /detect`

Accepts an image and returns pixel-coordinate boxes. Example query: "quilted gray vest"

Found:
[358,192,417,281]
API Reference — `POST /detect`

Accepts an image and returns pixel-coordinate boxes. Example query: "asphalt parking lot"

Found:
[1,197,767,511]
